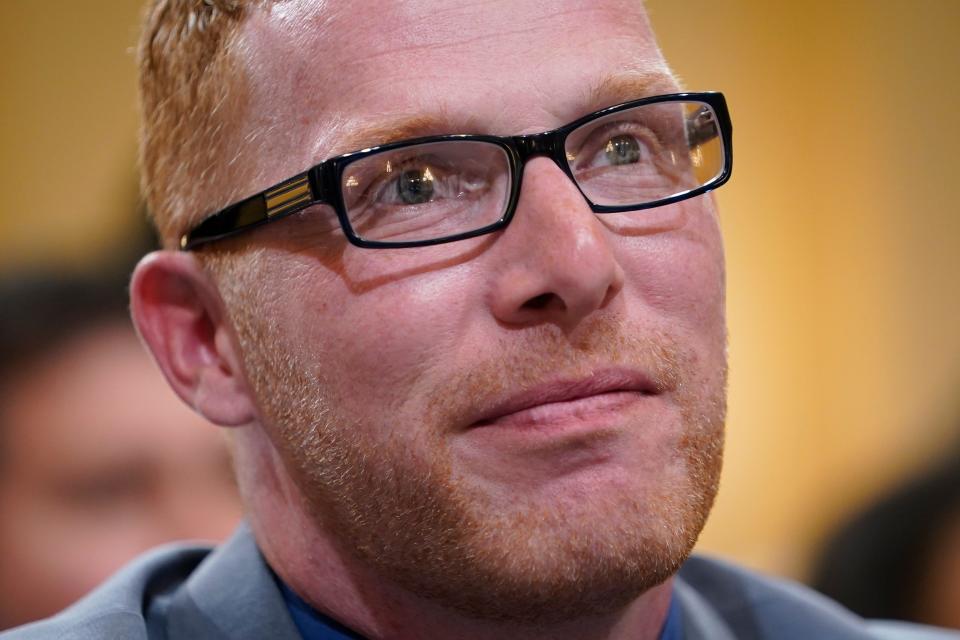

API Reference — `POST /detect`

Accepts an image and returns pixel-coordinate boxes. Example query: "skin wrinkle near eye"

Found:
[343,144,506,241]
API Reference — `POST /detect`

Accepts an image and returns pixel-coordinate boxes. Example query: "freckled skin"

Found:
[137,1,728,639]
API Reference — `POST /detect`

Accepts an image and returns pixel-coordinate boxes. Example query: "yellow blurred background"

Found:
[1,0,958,580]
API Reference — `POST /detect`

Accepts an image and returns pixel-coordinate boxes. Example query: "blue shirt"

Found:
[281,581,683,640]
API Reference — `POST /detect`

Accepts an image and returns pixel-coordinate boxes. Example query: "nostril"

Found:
[522,292,563,311]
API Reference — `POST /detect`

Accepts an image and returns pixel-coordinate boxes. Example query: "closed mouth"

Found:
[469,368,660,429]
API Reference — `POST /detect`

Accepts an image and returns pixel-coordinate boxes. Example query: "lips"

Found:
[468,368,661,430]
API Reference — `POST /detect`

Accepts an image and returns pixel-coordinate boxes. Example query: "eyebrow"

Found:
[332,113,481,157]
[585,71,683,112]
[329,71,682,158]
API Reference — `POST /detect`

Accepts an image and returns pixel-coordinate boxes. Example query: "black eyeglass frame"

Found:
[180,91,732,250]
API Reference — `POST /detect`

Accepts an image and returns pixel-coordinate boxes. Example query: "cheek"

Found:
[270,252,477,417]
[618,201,725,336]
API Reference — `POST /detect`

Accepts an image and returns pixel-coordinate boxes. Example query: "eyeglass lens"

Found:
[341,140,512,243]
[339,101,723,243]
[565,101,723,207]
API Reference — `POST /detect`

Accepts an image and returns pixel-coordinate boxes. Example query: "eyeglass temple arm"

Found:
[686,106,720,147]
[179,171,317,250]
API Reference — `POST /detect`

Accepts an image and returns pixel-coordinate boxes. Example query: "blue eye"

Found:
[604,135,642,166]
[396,167,435,204]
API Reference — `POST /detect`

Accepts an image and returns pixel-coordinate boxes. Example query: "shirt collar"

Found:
[280,577,681,640]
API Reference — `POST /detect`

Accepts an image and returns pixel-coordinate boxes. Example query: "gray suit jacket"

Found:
[2,523,956,639]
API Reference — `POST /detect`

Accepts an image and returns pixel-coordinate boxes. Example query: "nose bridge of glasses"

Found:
[511,129,568,171]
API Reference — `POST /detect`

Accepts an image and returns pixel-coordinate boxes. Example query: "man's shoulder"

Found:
[678,554,959,640]
[5,542,958,639]
[0,543,210,640]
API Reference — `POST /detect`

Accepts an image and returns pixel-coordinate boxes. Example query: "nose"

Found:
[488,157,625,332]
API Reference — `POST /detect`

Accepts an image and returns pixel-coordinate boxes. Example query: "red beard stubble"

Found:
[236,309,726,624]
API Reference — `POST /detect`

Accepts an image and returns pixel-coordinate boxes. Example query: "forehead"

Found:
[240,0,674,174]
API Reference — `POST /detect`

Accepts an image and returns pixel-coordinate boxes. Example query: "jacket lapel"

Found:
[673,578,738,640]
[164,523,302,640]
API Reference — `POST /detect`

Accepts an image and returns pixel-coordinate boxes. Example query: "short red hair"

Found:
[138,0,270,247]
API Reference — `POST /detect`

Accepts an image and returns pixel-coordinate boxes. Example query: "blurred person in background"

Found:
[811,446,960,630]
[0,272,242,629]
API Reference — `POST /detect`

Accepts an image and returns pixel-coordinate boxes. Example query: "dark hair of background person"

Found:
[809,445,960,626]
[0,270,130,396]
[0,214,158,439]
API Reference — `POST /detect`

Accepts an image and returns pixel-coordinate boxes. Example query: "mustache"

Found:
[424,317,694,429]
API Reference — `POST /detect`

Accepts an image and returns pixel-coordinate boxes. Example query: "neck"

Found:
[235,425,674,640]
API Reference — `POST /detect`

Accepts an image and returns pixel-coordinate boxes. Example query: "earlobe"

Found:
[130,251,257,427]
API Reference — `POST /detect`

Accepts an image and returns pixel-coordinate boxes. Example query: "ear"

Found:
[130,250,257,427]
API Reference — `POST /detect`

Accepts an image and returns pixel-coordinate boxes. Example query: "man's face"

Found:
[226,0,726,622]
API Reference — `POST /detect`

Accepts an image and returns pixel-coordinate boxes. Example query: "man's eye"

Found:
[573,126,659,173]
[396,167,435,204]
[604,135,642,166]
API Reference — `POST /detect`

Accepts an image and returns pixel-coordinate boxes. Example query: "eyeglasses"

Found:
[180,92,732,250]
